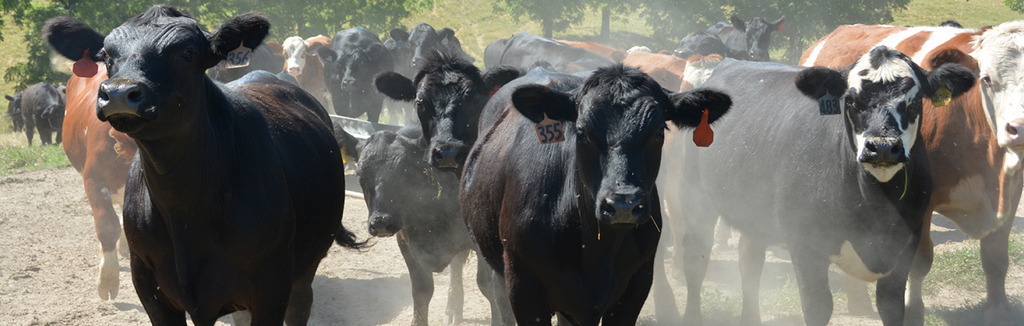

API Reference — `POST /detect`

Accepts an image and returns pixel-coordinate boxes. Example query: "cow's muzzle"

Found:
[858,137,907,165]
[597,193,649,229]
[1002,118,1024,151]
[368,212,400,237]
[428,143,464,170]
[97,79,156,133]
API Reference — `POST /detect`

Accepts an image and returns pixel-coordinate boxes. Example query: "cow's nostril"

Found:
[632,203,645,216]
[600,200,616,218]
[865,142,878,153]
[127,89,142,102]
[1007,124,1019,136]
[432,149,444,163]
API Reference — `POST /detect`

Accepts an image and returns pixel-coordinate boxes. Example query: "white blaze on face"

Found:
[830,240,891,282]
[282,36,307,76]
[973,21,1024,152]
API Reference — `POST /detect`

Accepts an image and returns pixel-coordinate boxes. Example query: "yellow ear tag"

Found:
[226,45,252,69]
[931,82,951,107]
[340,143,350,164]
[535,113,566,144]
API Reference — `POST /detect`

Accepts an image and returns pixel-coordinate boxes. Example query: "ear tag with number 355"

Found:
[931,82,952,107]
[535,113,565,144]
[819,91,840,115]
[226,45,252,69]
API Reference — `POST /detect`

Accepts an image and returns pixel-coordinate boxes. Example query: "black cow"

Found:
[356,125,478,326]
[673,47,975,325]
[319,26,394,124]
[705,15,784,61]
[5,91,23,132]
[460,65,732,326]
[483,32,615,73]
[19,82,65,145]
[383,24,475,125]
[44,5,363,325]
[673,31,730,59]
[483,37,508,70]
[374,50,521,172]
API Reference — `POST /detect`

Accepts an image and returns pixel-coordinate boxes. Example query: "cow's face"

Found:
[356,131,430,237]
[974,21,1024,155]
[510,65,731,228]
[796,46,975,182]
[43,5,269,139]
[5,92,21,118]
[282,36,307,76]
[673,31,728,59]
[732,15,784,62]
[375,52,522,171]
[385,28,413,77]
[319,43,391,110]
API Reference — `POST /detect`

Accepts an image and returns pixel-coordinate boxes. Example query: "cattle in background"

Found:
[622,51,723,93]
[384,23,475,125]
[19,82,65,145]
[673,31,730,59]
[282,35,333,113]
[705,15,784,61]
[5,92,23,132]
[207,41,292,84]
[673,48,974,325]
[554,39,626,62]
[460,65,732,326]
[44,6,363,325]
[483,37,508,69]
[799,22,1024,326]
[483,32,615,73]
[319,26,394,124]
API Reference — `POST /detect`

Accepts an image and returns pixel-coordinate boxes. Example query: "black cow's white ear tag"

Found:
[441,37,450,46]
[818,91,840,115]
[535,113,565,144]
[226,45,252,69]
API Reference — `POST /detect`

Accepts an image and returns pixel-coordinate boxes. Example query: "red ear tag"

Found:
[489,85,501,99]
[692,109,714,147]
[73,50,98,78]
[778,23,785,32]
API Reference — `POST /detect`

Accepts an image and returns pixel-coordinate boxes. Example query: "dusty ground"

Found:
[1,166,1022,325]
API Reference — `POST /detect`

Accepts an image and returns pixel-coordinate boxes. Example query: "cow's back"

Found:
[332,27,381,52]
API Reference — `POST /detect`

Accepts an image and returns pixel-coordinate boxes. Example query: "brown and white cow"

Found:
[622,51,723,93]
[554,39,626,63]
[282,35,332,113]
[61,63,137,300]
[800,22,1024,326]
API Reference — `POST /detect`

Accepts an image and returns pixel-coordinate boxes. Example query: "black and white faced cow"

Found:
[5,91,24,132]
[460,65,732,326]
[705,15,785,61]
[20,82,65,145]
[44,5,363,325]
[356,126,479,326]
[374,50,522,172]
[673,46,975,326]
[319,26,394,124]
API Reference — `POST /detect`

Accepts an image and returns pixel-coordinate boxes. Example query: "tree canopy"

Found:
[495,0,587,38]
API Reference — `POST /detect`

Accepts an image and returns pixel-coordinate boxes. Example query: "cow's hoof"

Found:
[116,231,129,258]
[444,309,462,325]
[985,301,1015,326]
[98,250,119,300]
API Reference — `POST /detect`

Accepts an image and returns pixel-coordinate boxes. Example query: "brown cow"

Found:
[554,39,626,62]
[282,35,332,113]
[62,63,137,300]
[799,23,1024,326]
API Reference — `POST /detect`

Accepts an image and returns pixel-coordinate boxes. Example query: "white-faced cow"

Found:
[319,26,394,124]
[5,91,24,132]
[705,14,785,61]
[19,82,65,145]
[44,5,362,325]
[799,22,1024,326]
[673,46,975,326]
[460,65,732,326]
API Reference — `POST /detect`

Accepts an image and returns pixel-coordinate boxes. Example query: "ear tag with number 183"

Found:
[535,113,565,144]
[226,45,252,69]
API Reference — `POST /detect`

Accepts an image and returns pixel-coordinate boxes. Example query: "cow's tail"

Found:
[335,223,370,250]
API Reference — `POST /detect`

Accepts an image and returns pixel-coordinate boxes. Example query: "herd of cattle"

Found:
[3,3,1021,326]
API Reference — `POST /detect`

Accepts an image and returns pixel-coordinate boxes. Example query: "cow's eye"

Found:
[981,75,993,86]
[180,48,196,61]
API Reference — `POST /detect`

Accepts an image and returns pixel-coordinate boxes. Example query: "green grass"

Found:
[0,128,71,176]
[890,0,1022,28]
[924,231,1024,295]
[1,11,29,99]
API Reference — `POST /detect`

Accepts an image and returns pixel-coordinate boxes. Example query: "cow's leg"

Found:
[876,233,918,326]
[651,241,680,324]
[445,249,471,325]
[248,267,291,326]
[130,253,186,326]
[739,235,767,326]
[904,214,934,326]
[398,234,434,326]
[982,215,1015,326]
[602,255,655,326]
[476,251,513,326]
[505,258,554,326]
[681,213,716,326]
[38,123,52,145]
[24,120,34,145]
[84,177,123,300]
[714,218,731,249]
[842,276,873,316]
[788,242,833,326]
[284,270,317,326]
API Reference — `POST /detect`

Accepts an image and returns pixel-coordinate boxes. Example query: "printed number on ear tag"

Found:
[226,45,252,69]
[535,113,565,144]
[931,82,952,107]
[819,91,840,115]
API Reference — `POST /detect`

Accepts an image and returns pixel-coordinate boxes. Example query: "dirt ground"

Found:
[1,166,1022,325]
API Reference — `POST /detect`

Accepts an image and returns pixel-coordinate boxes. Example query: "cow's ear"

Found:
[665,89,732,128]
[437,28,455,45]
[795,66,848,101]
[333,122,361,164]
[374,71,416,102]
[390,28,410,42]
[318,47,338,63]
[43,17,105,62]
[206,12,271,68]
[730,15,747,32]
[367,43,394,70]
[482,66,522,96]
[771,16,785,31]
[5,95,13,101]
[924,62,976,99]
[511,84,577,123]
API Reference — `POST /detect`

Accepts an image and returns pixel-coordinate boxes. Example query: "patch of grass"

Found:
[927,297,1024,326]
[925,232,1024,295]
[1,10,30,98]
[0,130,70,176]
[759,281,803,317]
[890,0,1022,29]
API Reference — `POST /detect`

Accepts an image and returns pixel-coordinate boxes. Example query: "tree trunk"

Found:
[600,6,610,41]
[543,18,553,38]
